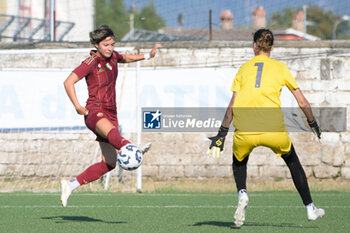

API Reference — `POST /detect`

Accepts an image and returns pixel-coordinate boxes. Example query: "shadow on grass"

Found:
[192,221,238,229]
[244,221,319,229]
[192,221,319,229]
[41,216,126,224]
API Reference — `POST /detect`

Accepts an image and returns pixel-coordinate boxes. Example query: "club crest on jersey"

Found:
[97,64,104,72]
[106,63,112,70]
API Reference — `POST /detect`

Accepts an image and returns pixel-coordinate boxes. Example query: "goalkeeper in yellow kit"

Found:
[208,28,324,227]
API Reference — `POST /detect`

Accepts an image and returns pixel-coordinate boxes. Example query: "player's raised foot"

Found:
[141,143,152,154]
[307,206,325,220]
[234,191,249,227]
[60,180,72,208]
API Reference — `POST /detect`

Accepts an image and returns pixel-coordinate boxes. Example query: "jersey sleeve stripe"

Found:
[84,54,98,65]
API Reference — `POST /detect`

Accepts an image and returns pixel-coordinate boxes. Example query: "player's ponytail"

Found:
[253,28,274,53]
[89,25,115,45]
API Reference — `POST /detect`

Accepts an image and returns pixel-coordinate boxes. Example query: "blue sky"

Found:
[123,0,350,28]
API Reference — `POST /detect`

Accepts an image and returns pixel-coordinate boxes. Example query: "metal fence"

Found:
[0,13,74,42]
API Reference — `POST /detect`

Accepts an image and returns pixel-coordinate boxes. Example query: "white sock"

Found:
[68,178,80,191]
[238,189,247,199]
[306,202,315,211]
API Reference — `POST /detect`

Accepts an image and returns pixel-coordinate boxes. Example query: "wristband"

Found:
[307,119,318,127]
[218,126,229,137]
[144,53,150,60]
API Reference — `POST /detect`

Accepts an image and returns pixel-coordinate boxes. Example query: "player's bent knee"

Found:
[232,153,249,167]
[95,117,114,137]
[281,144,301,166]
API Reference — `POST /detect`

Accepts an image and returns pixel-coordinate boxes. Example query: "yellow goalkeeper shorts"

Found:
[232,132,292,162]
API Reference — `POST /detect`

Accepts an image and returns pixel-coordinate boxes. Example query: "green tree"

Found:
[134,0,166,31]
[307,5,349,39]
[268,5,349,40]
[269,8,294,29]
[95,0,129,40]
[95,0,166,40]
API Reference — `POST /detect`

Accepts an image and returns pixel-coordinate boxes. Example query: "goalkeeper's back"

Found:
[231,55,299,133]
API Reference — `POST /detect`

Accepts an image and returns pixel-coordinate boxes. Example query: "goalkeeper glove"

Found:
[207,126,229,158]
[308,119,321,139]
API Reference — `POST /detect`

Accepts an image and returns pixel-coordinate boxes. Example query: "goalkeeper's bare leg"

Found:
[282,144,325,220]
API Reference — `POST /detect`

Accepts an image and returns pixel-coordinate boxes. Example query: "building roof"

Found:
[121,27,320,42]
[274,28,320,41]
[220,10,234,19]
[121,28,199,42]
[253,6,266,16]
[161,27,255,41]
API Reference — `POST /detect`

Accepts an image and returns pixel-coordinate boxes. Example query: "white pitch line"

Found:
[0,193,346,197]
[0,193,235,197]
[0,205,234,209]
[0,205,349,209]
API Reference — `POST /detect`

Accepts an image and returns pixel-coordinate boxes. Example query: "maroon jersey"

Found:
[73,50,123,111]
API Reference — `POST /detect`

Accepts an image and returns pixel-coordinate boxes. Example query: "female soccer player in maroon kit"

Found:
[61,25,161,207]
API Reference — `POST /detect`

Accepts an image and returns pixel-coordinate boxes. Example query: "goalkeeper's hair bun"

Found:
[253,28,274,52]
[89,25,115,45]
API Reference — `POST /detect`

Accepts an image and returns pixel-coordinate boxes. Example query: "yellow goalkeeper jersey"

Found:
[231,55,299,133]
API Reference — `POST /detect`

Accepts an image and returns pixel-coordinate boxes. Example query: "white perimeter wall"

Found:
[0,41,350,181]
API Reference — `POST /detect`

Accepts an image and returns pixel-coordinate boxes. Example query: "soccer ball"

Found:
[117,144,143,171]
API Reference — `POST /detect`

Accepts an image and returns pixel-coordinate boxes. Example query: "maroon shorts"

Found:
[84,107,120,143]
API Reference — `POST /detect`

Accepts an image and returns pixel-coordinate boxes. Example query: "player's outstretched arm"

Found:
[207,92,236,158]
[291,88,321,139]
[121,43,161,63]
[148,43,162,58]
[221,92,236,128]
